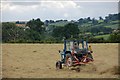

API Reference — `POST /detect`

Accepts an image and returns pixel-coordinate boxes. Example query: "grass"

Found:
[104,20,119,29]
[94,34,110,40]
[2,43,118,78]
[105,24,118,29]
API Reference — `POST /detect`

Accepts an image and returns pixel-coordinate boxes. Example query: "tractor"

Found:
[56,40,94,72]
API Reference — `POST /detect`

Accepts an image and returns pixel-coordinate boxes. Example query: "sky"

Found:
[1,0,119,22]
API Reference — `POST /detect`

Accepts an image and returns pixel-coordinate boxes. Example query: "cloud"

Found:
[64,13,69,18]
[10,2,41,6]
[1,1,119,22]
[1,1,83,21]
[1,0,119,2]
[2,2,40,12]
[1,0,41,1]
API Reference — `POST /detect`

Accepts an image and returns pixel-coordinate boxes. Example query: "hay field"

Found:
[2,43,119,78]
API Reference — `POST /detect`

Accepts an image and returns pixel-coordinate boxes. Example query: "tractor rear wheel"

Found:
[88,53,93,60]
[56,61,62,69]
[65,54,73,67]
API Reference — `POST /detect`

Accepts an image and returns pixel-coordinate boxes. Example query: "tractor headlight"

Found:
[71,50,77,54]
[88,51,91,53]
[74,51,77,53]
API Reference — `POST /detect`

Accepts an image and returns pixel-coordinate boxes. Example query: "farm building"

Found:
[15,21,27,27]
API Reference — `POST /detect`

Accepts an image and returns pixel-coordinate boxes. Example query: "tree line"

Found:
[2,13,120,43]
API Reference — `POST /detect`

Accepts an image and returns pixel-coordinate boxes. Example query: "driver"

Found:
[73,42,82,61]
[74,42,79,49]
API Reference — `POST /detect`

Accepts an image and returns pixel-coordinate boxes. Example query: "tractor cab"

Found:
[64,40,88,51]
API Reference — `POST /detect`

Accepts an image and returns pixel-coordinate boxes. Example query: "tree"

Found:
[108,33,120,43]
[26,18,44,34]
[87,17,91,21]
[99,16,103,20]
[92,18,98,25]
[78,18,84,24]
[52,26,64,39]
[26,29,41,41]
[52,23,79,40]
[2,22,19,42]
[2,22,27,42]
[63,23,79,39]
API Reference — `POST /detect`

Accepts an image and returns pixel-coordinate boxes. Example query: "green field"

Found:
[49,21,69,26]
[94,34,110,40]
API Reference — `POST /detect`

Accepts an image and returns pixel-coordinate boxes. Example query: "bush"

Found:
[88,37,104,43]
[108,33,120,43]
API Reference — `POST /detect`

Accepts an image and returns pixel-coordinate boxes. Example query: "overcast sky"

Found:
[1,0,119,22]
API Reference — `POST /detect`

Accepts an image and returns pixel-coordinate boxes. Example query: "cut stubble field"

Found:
[2,43,119,78]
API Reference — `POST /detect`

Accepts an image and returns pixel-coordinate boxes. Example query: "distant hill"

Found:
[45,13,119,34]
[49,21,69,27]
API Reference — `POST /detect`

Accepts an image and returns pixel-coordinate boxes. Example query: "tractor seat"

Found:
[74,48,87,54]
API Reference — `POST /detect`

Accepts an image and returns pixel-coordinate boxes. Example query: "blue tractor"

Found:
[56,40,94,71]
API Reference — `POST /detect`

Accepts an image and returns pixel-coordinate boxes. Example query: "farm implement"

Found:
[56,40,94,72]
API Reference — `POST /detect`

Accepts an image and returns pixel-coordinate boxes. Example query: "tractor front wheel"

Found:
[56,61,62,69]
